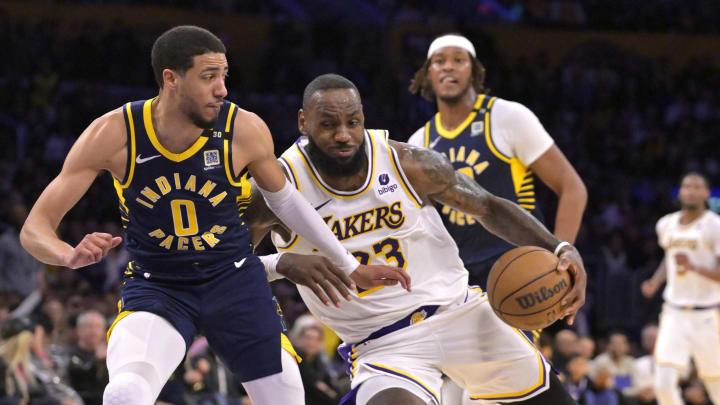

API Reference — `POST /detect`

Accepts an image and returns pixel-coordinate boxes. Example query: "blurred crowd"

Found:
[13,0,720,33]
[2,1,720,404]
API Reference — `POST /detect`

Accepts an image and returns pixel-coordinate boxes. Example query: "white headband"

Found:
[427,34,476,59]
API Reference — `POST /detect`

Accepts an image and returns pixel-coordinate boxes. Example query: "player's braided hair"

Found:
[151,25,226,89]
[409,55,488,102]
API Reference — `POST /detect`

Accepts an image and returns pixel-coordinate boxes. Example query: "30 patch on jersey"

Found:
[204,150,220,167]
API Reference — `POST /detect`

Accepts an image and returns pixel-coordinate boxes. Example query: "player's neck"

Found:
[436,89,478,131]
[679,207,705,225]
[151,96,204,153]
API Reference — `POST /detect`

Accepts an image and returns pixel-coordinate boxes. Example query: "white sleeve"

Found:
[656,215,670,249]
[256,180,360,275]
[407,126,426,147]
[703,214,720,256]
[490,99,554,166]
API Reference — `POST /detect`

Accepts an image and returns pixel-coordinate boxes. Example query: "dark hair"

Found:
[302,73,360,109]
[409,36,488,101]
[682,171,711,189]
[151,25,226,88]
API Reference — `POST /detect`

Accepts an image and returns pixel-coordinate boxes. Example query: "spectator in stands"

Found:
[564,354,591,401]
[291,315,343,405]
[553,329,579,374]
[591,331,636,394]
[580,363,632,405]
[65,310,108,405]
[0,316,66,404]
[577,336,596,359]
[0,193,43,298]
[633,323,658,405]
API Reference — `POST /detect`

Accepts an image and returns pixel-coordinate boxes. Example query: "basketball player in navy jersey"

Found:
[408,34,587,292]
[19,26,409,405]
[249,74,584,405]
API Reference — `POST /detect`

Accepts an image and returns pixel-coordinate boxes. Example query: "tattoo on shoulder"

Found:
[390,140,456,192]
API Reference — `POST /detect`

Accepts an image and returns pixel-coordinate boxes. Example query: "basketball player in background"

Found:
[19,26,408,405]
[408,33,587,291]
[641,172,720,405]
[250,74,586,405]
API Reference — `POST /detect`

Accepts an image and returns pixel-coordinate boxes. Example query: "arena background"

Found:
[1,1,720,404]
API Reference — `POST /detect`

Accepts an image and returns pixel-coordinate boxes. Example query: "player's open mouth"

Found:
[440,76,458,84]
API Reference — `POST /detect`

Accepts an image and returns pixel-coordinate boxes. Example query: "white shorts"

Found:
[343,289,551,404]
[655,304,720,379]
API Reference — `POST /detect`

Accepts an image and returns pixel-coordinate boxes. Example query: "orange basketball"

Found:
[487,246,572,330]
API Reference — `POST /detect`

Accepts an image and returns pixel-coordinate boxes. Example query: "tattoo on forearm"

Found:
[394,140,558,250]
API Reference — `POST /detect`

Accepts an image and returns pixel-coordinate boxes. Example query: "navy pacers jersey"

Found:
[423,94,544,267]
[113,98,253,274]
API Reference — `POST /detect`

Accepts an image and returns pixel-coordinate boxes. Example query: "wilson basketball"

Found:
[487,246,572,330]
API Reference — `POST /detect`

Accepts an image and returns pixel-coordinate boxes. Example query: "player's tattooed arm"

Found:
[395,140,586,323]
[392,140,560,250]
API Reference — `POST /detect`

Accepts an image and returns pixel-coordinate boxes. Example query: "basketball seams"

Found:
[489,248,547,306]
[496,286,570,316]
[497,266,563,312]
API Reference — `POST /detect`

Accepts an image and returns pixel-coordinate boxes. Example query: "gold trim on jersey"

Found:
[276,234,300,251]
[143,98,209,162]
[222,103,243,187]
[281,333,302,363]
[385,133,423,209]
[366,363,439,404]
[296,130,376,199]
[481,97,537,211]
[434,95,485,139]
[114,102,136,228]
[423,121,431,148]
[119,102,137,188]
[279,156,301,191]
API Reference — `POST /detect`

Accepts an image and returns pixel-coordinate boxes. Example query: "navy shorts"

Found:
[117,254,283,382]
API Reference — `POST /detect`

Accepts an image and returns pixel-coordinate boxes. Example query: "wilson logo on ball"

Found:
[515,279,568,310]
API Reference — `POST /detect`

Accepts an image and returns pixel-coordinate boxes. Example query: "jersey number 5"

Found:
[352,237,407,296]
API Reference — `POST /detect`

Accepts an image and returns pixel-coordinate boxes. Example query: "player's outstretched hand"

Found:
[350,264,411,293]
[63,232,122,269]
[276,253,355,308]
[556,245,586,325]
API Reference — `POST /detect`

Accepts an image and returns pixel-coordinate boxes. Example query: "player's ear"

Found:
[298,109,307,136]
[163,69,179,90]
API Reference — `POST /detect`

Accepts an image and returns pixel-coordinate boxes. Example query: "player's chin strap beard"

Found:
[306,136,367,178]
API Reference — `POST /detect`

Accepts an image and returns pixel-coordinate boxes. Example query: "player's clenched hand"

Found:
[350,265,411,292]
[556,245,586,325]
[276,253,355,308]
[63,232,122,269]
[640,279,660,298]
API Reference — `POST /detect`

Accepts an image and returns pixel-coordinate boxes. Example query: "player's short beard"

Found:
[188,110,218,129]
[307,136,367,177]
[436,80,473,105]
[180,91,219,129]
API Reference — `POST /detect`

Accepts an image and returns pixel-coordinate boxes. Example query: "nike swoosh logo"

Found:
[314,199,332,211]
[234,258,247,269]
[428,136,441,149]
[136,154,162,164]
[470,131,483,137]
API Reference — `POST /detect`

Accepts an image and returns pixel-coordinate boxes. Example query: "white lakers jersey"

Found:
[656,210,720,306]
[272,129,469,343]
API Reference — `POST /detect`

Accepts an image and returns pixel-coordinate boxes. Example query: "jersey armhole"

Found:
[117,102,136,187]
[385,132,423,209]
[223,103,245,185]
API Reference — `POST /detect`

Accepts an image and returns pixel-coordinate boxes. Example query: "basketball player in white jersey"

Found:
[250,74,586,405]
[641,172,720,405]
